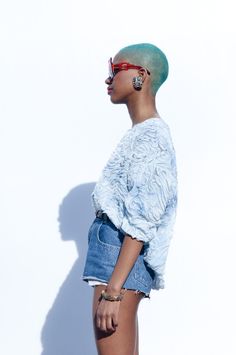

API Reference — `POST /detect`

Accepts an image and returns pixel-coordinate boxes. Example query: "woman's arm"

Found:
[95,235,144,333]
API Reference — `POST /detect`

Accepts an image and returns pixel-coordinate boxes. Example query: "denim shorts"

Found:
[81,213,155,299]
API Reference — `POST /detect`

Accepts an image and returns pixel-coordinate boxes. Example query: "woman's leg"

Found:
[134,315,139,355]
[92,285,144,355]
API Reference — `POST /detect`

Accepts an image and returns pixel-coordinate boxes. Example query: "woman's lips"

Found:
[107,87,113,94]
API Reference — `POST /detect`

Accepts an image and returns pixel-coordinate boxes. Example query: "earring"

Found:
[132,76,143,90]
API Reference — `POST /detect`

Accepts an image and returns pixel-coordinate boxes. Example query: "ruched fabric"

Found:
[91,117,178,290]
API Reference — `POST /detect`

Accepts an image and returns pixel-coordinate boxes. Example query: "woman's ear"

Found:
[138,68,148,82]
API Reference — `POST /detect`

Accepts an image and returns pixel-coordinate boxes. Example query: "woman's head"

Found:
[106,43,169,103]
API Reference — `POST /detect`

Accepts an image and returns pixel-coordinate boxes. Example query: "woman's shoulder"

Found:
[133,118,172,150]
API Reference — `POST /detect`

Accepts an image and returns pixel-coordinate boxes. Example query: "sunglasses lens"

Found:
[113,68,120,76]
[108,58,113,78]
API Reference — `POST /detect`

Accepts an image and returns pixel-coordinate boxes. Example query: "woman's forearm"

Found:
[106,235,144,294]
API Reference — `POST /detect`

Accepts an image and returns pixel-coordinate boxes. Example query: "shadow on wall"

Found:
[40,182,97,355]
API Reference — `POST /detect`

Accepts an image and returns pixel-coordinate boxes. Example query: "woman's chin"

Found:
[110,94,125,104]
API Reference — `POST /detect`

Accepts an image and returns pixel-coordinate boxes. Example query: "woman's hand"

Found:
[95,297,121,333]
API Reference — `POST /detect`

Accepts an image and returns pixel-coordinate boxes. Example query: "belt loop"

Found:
[96,210,103,218]
[96,210,109,222]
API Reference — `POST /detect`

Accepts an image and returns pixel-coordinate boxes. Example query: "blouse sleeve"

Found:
[120,130,175,243]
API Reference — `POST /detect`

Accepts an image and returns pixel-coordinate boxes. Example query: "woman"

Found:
[82,43,178,355]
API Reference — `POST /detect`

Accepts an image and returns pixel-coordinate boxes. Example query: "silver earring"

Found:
[132,76,143,90]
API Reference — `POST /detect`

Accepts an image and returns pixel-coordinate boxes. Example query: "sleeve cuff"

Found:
[120,216,158,243]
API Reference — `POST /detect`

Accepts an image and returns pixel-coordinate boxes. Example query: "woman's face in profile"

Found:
[105,54,142,104]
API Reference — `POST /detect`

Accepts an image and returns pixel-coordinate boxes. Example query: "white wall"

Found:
[1,1,235,354]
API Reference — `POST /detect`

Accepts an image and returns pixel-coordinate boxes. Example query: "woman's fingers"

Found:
[100,317,108,332]
[97,314,113,332]
[96,300,120,332]
[106,315,115,332]
[96,313,101,330]
[112,310,119,329]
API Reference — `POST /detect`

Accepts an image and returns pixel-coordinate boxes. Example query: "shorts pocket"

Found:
[96,221,124,249]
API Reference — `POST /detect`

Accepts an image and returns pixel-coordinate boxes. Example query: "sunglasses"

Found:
[108,57,151,79]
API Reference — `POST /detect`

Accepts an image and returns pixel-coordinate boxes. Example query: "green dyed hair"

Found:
[115,43,169,96]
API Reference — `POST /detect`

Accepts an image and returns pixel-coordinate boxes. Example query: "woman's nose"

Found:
[105,76,113,85]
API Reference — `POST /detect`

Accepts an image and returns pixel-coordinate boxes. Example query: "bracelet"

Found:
[100,289,126,302]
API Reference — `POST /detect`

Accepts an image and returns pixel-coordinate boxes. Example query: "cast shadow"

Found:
[40,182,97,355]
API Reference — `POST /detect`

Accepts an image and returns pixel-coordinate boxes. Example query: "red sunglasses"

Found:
[108,57,151,79]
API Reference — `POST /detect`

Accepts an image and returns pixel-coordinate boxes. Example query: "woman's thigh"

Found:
[92,285,144,355]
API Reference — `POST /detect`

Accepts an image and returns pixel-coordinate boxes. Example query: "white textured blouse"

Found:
[91,117,178,290]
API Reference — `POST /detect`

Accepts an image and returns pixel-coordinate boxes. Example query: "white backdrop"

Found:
[1,1,235,354]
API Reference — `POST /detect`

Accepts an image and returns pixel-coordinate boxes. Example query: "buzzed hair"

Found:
[116,43,169,96]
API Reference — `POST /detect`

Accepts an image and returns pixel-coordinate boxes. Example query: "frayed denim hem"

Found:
[83,277,151,299]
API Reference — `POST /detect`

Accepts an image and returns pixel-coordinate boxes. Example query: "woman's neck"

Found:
[126,94,160,127]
